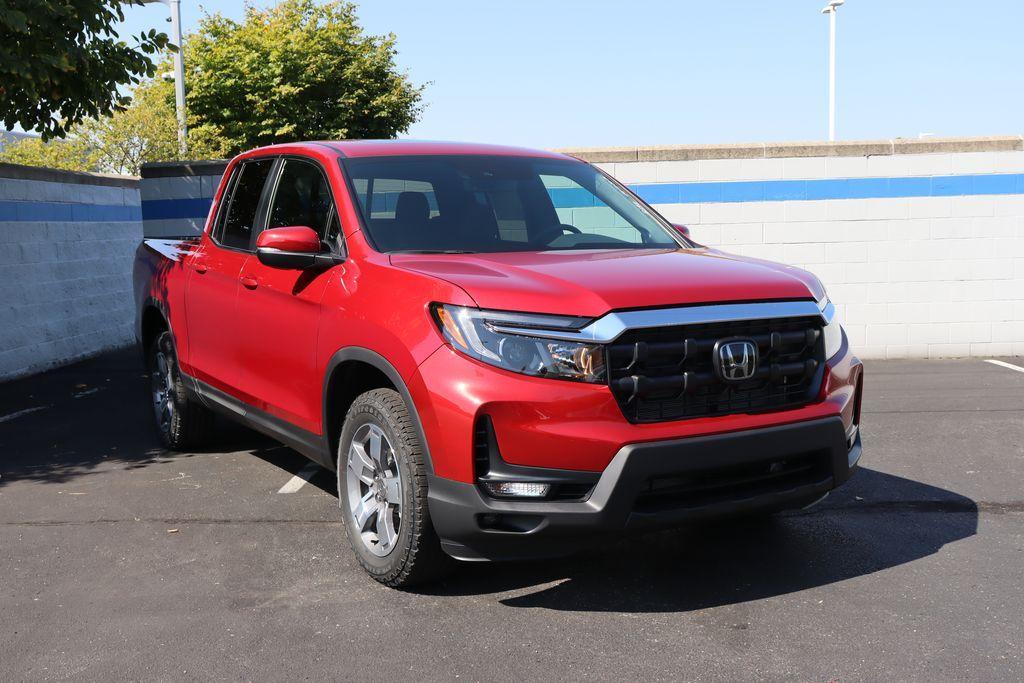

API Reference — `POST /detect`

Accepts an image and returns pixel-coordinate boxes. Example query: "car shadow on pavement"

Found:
[419,467,978,613]
[0,350,170,488]
[0,348,297,489]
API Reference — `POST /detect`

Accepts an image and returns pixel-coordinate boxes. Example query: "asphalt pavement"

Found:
[1,349,1022,681]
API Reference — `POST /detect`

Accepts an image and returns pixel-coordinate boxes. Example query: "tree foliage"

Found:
[0,76,224,175]
[0,0,424,171]
[0,0,169,139]
[76,77,226,174]
[185,0,425,155]
[0,135,98,171]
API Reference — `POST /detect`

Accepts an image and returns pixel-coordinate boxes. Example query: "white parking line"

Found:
[985,359,1024,374]
[277,463,321,494]
[0,406,49,425]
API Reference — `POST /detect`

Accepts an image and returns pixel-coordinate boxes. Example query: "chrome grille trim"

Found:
[489,299,831,344]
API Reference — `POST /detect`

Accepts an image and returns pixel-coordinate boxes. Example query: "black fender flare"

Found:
[322,347,435,475]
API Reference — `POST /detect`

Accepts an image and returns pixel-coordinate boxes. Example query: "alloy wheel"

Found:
[151,348,174,435]
[345,422,403,557]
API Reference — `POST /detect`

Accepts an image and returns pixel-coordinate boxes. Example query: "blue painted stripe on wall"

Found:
[629,172,1024,205]
[118,172,1024,223]
[0,201,141,222]
[141,197,213,221]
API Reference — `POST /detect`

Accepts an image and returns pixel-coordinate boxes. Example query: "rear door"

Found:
[185,157,275,395]
[233,157,344,435]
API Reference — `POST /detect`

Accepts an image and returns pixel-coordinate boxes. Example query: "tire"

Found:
[337,388,450,587]
[148,330,215,450]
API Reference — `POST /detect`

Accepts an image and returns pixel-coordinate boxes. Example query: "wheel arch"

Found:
[322,347,434,475]
[140,303,169,350]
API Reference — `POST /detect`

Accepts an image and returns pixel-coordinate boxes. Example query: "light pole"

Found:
[821,0,844,142]
[143,0,187,155]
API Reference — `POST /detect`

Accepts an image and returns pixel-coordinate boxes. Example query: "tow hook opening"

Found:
[476,513,545,534]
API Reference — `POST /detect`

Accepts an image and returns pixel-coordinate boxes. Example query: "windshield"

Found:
[340,155,682,254]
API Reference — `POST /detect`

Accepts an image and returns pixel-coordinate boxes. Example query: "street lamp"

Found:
[821,0,844,142]
[142,0,187,156]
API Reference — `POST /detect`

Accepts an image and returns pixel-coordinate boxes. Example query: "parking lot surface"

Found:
[1,349,1022,680]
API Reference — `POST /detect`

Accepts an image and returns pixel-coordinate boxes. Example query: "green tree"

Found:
[77,77,227,174]
[0,75,227,175]
[0,0,170,139]
[185,0,425,155]
[0,135,98,171]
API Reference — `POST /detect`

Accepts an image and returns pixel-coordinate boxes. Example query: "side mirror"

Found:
[256,226,338,269]
[671,223,702,247]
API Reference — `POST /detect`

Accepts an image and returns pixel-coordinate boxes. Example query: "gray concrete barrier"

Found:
[557,136,1024,359]
[140,160,227,238]
[1,134,1020,381]
[0,164,142,380]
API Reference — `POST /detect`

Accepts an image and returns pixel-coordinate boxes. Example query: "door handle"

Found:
[240,275,259,290]
[193,263,208,274]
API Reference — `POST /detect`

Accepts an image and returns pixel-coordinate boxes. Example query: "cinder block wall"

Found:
[140,136,1024,360]
[0,164,142,380]
[563,137,1024,359]
[140,161,226,237]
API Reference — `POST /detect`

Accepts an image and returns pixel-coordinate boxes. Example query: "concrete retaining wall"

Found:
[561,137,1024,360]
[0,164,142,380]
[138,136,1024,360]
[140,161,227,237]
[11,136,1016,382]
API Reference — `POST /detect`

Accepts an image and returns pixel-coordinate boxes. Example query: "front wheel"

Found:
[337,388,450,587]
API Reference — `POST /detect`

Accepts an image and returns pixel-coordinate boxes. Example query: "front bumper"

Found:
[410,335,863,483]
[428,415,862,561]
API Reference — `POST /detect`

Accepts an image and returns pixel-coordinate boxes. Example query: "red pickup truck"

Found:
[134,141,863,587]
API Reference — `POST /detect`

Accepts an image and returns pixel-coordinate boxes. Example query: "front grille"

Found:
[607,314,825,423]
[633,450,832,513]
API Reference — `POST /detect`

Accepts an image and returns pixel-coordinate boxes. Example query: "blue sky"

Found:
[117,0,1022,148]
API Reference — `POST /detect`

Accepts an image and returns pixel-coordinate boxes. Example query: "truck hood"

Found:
[389,248,824,317]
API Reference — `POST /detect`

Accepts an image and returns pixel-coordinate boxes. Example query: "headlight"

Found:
[431,304,606,383]
[822,299,844,359]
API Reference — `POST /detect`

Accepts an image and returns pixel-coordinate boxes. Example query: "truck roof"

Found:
[250,139,570,160]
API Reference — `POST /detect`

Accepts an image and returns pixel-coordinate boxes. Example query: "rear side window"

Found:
[218,158,274,250]
[267,159,340,245]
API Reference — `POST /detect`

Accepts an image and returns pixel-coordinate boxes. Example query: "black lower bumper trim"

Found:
[428,416,859,561]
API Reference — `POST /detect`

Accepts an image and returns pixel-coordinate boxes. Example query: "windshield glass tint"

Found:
[341,155,680,253]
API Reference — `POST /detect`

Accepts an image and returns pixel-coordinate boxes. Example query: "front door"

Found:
[233,157,344,435]
[185,157,275,396]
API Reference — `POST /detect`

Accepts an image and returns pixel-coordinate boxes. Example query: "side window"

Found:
[218,158,274,250]
[267,159,339,244]
[540,174,644,245]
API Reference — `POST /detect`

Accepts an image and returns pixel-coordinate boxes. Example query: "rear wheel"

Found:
[148,330,214,450]
[338,388,450,587]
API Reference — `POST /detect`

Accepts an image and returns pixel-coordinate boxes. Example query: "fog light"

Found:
[481,481,551,498]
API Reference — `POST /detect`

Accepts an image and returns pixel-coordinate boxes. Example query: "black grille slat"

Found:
[607,314,825,423]
[633,451,831,512]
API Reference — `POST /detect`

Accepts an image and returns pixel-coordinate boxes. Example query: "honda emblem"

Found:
[713,338,758,382]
